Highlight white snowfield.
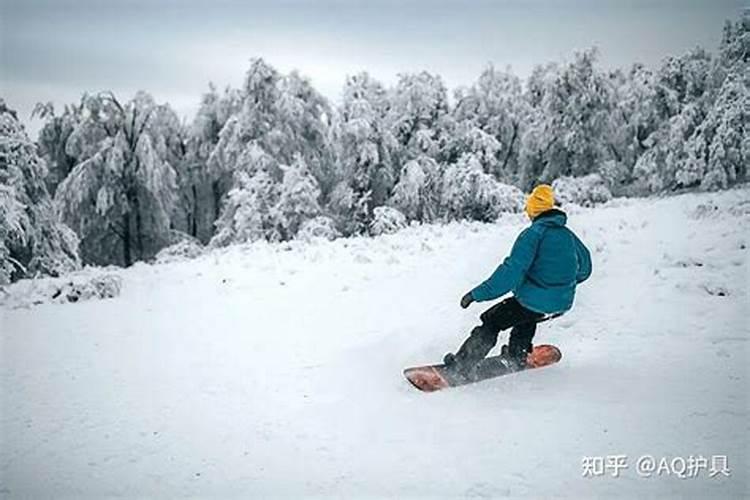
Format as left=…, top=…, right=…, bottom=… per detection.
left=2, top=188, right=748, bottom=498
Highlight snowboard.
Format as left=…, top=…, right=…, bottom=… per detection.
left=403, top=344, right=562, bottom=392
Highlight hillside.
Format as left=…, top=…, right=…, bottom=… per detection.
left=1, top=187, right=748, bottom=498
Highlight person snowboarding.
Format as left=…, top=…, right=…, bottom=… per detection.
left=444, top=184, right=592, bottom=374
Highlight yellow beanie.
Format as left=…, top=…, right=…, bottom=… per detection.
left=525, top=184, right=555, bottom=219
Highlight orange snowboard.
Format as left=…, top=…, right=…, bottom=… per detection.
left=404, top=344, right=562, bottom=392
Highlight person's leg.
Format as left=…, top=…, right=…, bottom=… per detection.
left=447, top=297, right=536, bottom=369
left=448, top=324, right=497, bottom=368
left=506, top=321, right=537, bottom=358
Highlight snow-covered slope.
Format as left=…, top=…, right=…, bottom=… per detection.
left=2, top=188, right=748, bottom=498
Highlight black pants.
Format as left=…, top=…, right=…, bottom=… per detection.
left=453, top=297, right=544, bottom=367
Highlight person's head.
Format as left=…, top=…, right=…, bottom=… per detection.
left=525, top=184, right=555, bottom=220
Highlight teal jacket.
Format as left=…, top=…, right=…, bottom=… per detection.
left=471, top=209, right=592, bottom=314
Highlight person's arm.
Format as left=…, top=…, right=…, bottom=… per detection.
left=573, top=232, right=592, bottom=284
left=470, top=228, right=541, bottom=303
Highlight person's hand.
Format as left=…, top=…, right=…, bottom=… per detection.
left=460, top=291, right=474, bottom=309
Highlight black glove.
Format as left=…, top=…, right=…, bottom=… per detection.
left=460, top=291, right=474, bottom=309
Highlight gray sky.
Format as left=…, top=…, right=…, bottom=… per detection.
left=1, top=0, right=745, bottom=136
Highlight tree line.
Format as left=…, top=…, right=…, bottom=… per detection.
left=0, top=13, right=747, bottom=283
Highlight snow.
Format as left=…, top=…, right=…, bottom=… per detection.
left=0, top=269, right=122, bottom=309
left=1, top=187, right=748, bottom=497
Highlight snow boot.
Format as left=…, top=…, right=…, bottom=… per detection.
left=499, top=344, right=530, bottom=372
left=443, top=352, right=457, bottom=366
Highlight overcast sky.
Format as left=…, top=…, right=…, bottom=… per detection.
left=1, top=0, right=745, bottom=136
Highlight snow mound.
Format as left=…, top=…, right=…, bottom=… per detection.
left=0, top=269, right=122, bottom=308
left=296, top=215, right=340, bottom=242
left=689, top=188, right=750, bottom=220
left=690, top=200, right=723, bottom=219
left=155, top=239, right=205, bottom=264
left=370, top=206, right=407, bottom=235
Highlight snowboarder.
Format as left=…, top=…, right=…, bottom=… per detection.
left=444, top=184, right=592, bottom=373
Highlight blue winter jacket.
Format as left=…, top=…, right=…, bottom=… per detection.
left=471, top=209, right=592, bottom=314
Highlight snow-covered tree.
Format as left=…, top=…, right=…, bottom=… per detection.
left=552, top=173, right=613, bottom=206
left=387, top=71, right=450, bottom=163
left=333, top=72, right=398, bottom=234
left=720, top=12, right=749, bottom=64
left=175, top=84, right=242, bottom=243
left=389, top=155, right=441, bottom=222
left=627, top=46, right=717, bottom=192
left=210, top=145, right=282, bottom=246
left=370, top=206, right=407, bottom=235
left=653, top=48, right=713, bottom=121
left=207, top=59, right=334, bottom=241
left=276, top=71, right=335, bottom=195
left=0, top=99, right=79, bottom=284
left=208, top=59, right=333, bottom=191
left=211, top=170, right=281, bottom=246
left=683, top=73, right=748, bottom=190
left=519, top=49, right=614, bottom=190
left=208, top=59, right=283, bottom=205
left=451, top=66, right=527, bottom=182
left=628, top=13, right=749, bottom=194
left=33, top=93, right=114, bottom=197
left=276, top=155, right=322, bottom=239
left=667, top=102, right=711, bottom=188
left=687, top=12, right=749, bottom=190
left=55, top=91, right=178, bottom=266
left=32, top=100, right=86, bottom=194
left=4, top=16, right=747, bottom=272
left=706, top=11, right=749, bottom=103
left=441, top=153, right=525, bottom=222
left=326, top=181, right=365, bottom=236
left=606, top=64, right=662, bottom=191
left=442, top=120, right=502, bottom=175
left=632, top=101, right=707, bottom=192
